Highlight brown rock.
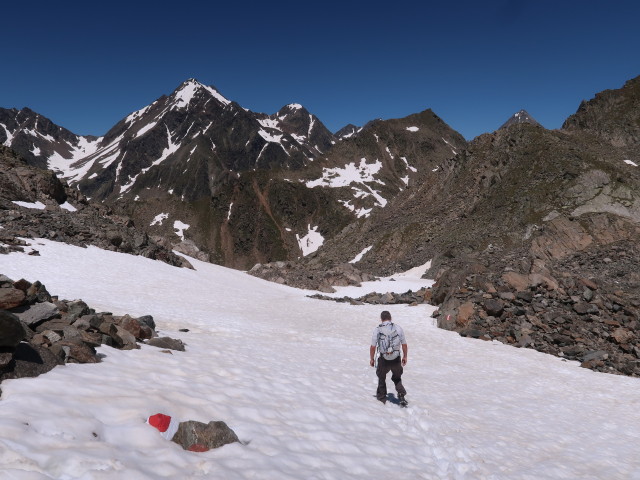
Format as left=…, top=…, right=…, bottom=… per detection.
left=501, top=272, right=529, bottom=292
left=0, top=288, right=26, bottom=309
left=612, top=328, right=634, bottom=345
left=456, top=302, right=476, bottom=327
left=118, top=315, right=152, bottom=340
left=579, top=278, right=599, bottom=290
left=528, top=273, right=559, bottom=291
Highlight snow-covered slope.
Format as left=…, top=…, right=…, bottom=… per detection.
left=1, top=240, right=639, bottom=479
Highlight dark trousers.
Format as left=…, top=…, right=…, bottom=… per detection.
left=376, top=356, right=406, bottom=401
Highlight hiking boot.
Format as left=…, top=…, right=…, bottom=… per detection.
left=398, top=394, right=408, bottom=406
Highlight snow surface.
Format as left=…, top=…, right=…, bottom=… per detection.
left=1, top=241, right=640, bottom=479
left=135, top=121, right=158, bottom=138
left=306, top=158, right=383, bottom=189
left=624, top=159, right=638, bottom=167
left=406, top=126, right=419, bottom=132
left=348, top=245, right=372, bottom=264
left=1, top=123, right=15, bottom=146
left=173, top=220, right=190, bottom=240
left=296, top=225, right=324, bottom=256
left=11, top=201, right=46, bottom=210
left=305, top=158, right=387, bottom=216
left=60, top=202, right=77, bottom=212
left=150, top=213, right=169, bottom=226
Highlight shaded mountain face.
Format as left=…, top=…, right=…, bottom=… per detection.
left=335, top=124, right=360, bottom=139
left=499, top=109, right=541, bottom=130
left=563, top=75, right=640, bottom=150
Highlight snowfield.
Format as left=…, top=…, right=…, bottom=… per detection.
left=1, top=240, right=640, bottom=479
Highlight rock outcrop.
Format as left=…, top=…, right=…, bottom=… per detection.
left=0, top=274, right=185, bottom=388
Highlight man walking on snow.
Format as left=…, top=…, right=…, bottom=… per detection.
left=370, top=311, right=408, bottom=405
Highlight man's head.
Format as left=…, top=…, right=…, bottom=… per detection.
left=380, top=311, right=391, bottom=321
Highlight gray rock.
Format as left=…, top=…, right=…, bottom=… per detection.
left=137, top=315, right=156, bottom=330
left=42, top=329, right=63, bottom=344
left=583, top=288, right=594, bottom=302
left=583, top=350, right=609, bottom=362
left=12, top=302, right=59, bottom=326
left=67, top=300, right=90, bottom=318
left=171, top=420, right=239, bottom=451
left=0, top=343, right=63, bottom=382
left=0, top=311, right=27, bottom=347
left=147, top=337, right=185, bottom=351
left=0, top=350, right=13, bottom=369
left=483, top=299, right=504, bottom=317
left=35, top=318, right=72, bottom=333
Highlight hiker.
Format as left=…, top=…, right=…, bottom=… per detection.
left=370, top=310, right=408, bottom=405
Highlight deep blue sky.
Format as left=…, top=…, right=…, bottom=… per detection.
left=2, top=1, right=639, bottom=140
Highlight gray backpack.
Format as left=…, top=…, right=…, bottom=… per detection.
left=376, top=323, right=401, bottom=360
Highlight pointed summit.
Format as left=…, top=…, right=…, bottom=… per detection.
left=499, top=109, right=541, bottom=130
left=171, top=78, right=231, bottom=109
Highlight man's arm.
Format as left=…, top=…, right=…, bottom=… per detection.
left=402, top=343, right=408, bottom=366
left=370, top=345, right=376, bottom=367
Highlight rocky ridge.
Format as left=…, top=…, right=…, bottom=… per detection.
left=0, top=145, right=190, bottom=267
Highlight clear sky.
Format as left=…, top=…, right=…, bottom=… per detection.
left=1, top=0, right=639, bottom=140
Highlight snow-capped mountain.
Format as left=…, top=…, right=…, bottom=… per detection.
left=72, top=79, right=337, bottom=203
left=0, top=107, right=100, bottom=173
left=499, top=109, right=541, bottom=130
left=1, top=79, right=466, bottom=268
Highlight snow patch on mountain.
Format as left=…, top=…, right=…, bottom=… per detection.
left=406, top=126, right=419, bottom=132
left=349, top=245, right=372, bottom=263
left=400, top=156, right=417, bottom=173
left=172, top=79, right=231, bottom=110
left=306, top=158, right=384, bottom=189
left=1, top=123, right=15, bottom=146
left=60, top=201, right=77, bottom=212
left=296, top=225, right=324, bottom=256
left=258, top=129, right=283, bottom=144
left=12, top=201, right=46, bottom=210
left=150, top=213, right=169, bottom=226
left=173, top=220, right=189, bottom=240
left=442, top=137, right=458, bottom=155
left=125, top=104, right=153, bottom=125
left=624, top=159, right=638, bottom=167
left=135, top=122, right=157, bottom=138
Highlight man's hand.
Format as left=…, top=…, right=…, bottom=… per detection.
left=402, top=357, right=407, bottom=366
left=370, top=358, right=375, bottom=367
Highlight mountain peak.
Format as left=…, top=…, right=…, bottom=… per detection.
left=171, top=78, right=231, bottom=109
left=499, top=109, right=541, bottom=130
